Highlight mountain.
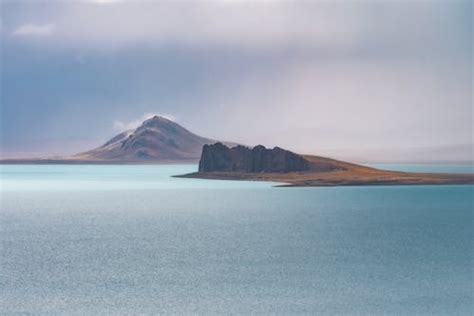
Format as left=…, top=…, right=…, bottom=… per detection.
left=73, top=116, right=236, bottom=161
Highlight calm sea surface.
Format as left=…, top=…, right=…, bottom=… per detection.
left=1, top=164, right=472, bottom=314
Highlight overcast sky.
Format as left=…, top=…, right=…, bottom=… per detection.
left=1, top=0, right=472, bottom=162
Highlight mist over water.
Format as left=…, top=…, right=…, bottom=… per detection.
left=1, top=165, right=472, bottom=314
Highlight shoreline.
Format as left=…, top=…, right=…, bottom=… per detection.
left=175, top=168, right=474, bottom=187
left=0, top=159, right=199, bottom=165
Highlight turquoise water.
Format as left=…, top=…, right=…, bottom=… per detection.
left=0, top=164, right=278, bottom=191
left=370, top=163, right=473, bottom=173
left=1, top=165, right=472, bottom=314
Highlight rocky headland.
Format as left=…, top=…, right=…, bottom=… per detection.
left=177, top=143, right=474, bottom=187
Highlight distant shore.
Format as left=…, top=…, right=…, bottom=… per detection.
left=0, top=159, right=199, bottom=165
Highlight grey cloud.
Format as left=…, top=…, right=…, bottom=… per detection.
left=5, top=0, right=470, bottom=59
left=1, top=0, right=472, bottom=162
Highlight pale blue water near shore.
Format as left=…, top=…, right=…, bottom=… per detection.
left=1, top=164, right=472, bottom=314
left=371, top=163, right=473, bottom=173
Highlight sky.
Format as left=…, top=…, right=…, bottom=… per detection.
left=1, top=0, right=472, bottom=162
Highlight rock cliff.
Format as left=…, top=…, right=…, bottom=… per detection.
left=198, top=143, right=311, bottom=173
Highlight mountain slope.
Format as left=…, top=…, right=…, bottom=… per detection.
left=73, top=116, right=235, bottom=161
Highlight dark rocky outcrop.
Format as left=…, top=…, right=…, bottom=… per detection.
left=199, top=143, right=311, bottom=173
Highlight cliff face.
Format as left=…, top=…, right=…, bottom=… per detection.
left=199, top=143, right=311, bottom=173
